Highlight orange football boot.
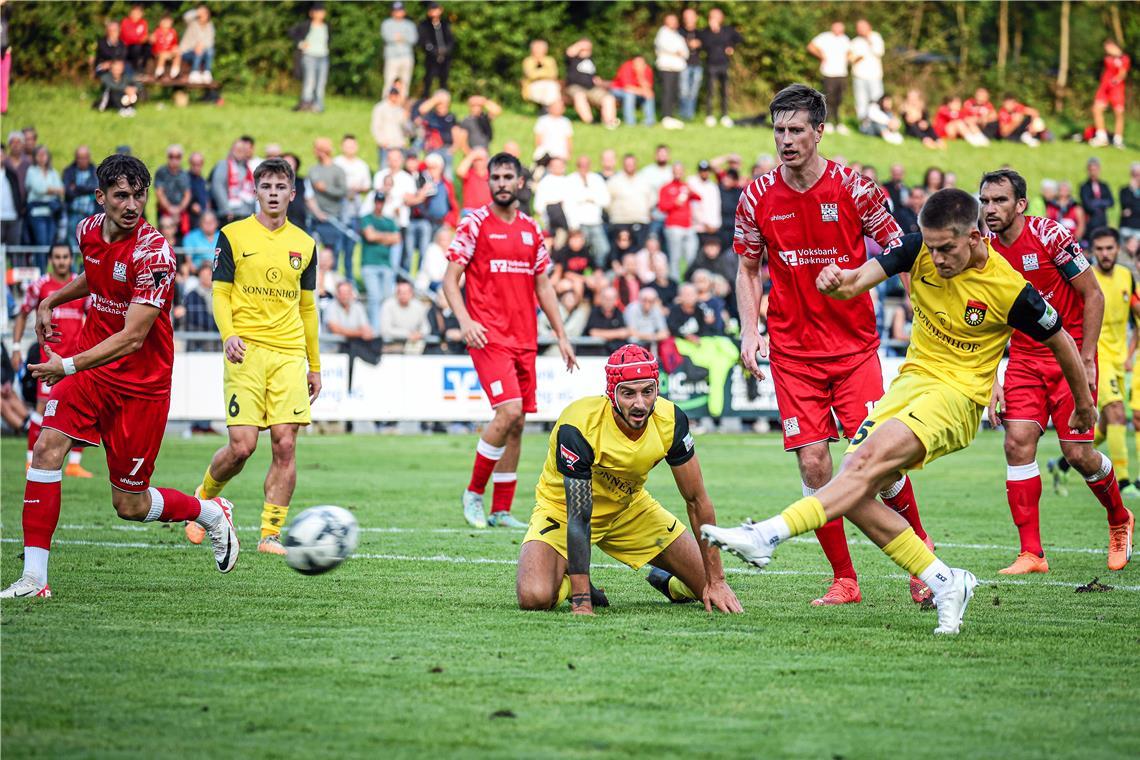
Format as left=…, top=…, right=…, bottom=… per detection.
left=1107, top=509, right=1134, bottom=571
left=811, top=577, right=862, bottom=606
left=998, top=551, right=1049, bottom=575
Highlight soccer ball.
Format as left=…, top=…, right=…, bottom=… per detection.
left=283, top=506, right=360, bottom=575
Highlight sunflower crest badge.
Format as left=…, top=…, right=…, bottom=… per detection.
left=964, top=299, right=988, bottom=327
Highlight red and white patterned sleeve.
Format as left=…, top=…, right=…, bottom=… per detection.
left=1032, top=216, right=1090, bottom=282
left=732, top=181, right=767, bottom=261
left=846, top=172, right=903, bottom=252
left=131, top=226, right=178, bottom=308
left=21, top=277, right=43, bottom=314
left=530, top=215, right=551, bottom=275
left=446, top=209, right=485, bottom=267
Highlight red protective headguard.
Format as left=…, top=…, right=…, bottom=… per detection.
left=605, top=344, right=660, bottom=408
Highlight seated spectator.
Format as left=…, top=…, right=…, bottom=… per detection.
left=605, top=153, right=654, bottom=245
left=687, top=237, right=736, bottom=286
left=379, top=280, right=430, bottom=354
left=998, top=94, right=1046, bottom=145
left=882, top=163, right=909, bottom=210
left=182, top=210, right=219, bottom=268
left=460, top=96, right=501, bottom=151
left=316, top=245, right=343, bottom=307
left=95, top=59, right=138, bottom=115
left=522, top=39, right=561, bottom=108
left=688, top=159, right=720, bottom=245
left=416, top=225, right=453, bottom=293
left=564, top=38, right=619, bottom=128
left=533, top=99, right=573, bottom=163
left=180, top=5, right=216, bottom=84
left=182, top=264, right=216, bottom=332
left=371, top=87, right=412, bottom=158
left=667, top=282, right=716, bottom=343
left=428, top=287, right=463, bottom=353
left=1119, top=162, right=1140, bottom=251
left=922, top=166, right=944, bottom=195
left=605, top=227, right=637, bottom=271
left=613, top=252, right=642, bottom=308
left=690, top=268, right=727, bottom=333
left=624, top=287, right=669, bottom=346
left=610, top=55, right=656, bottom=127
left=585, top=286, right=630, bottom=354
left=893, top=186, right=924, bottom=234
left=862, top=94, right=903, bottom=145
left=360, top=191, right=401, bottom=331
left=326, top=282, right=383, bottom=366
left=94, top=19, right=126, bottom=78
left=550, top=228, right=592, bottom=301
left=1030, top=177, right=1059, bottom=218
left=155, top=144, right=191, bottom=232
left=648, top=248, right=678, bottom=305
left=933, top=96, right=989, bottom=146
left=886, top=299, right=913, bottom=356
left=151, top=13, right=181, bottom=79
left=963, top=87, right=999, bottom=139
left=1051, top=180, right=1086, bottom=241
left=158, top=214, right=180, bottom=252
left=121, top=3, right=149, bottom=75
left=565, top=155, right=611, bottom=264
left=24, top=146, right=63, bottom=248
left=539, top=282, right=590, bottom=352
left=901, top=89, right=943, bottom=149
left=456, top=147, right=492, bottom=215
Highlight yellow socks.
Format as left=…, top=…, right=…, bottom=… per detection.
left=1094, top=426, right=1106, bottom=447
left=1107, top=424, right=1128, bottom=480
left=261, top=502, right=290, bottom=539
left=556, top=576, right=571, bottom=606
left=780, top=496, right=827, bottom=537
left=667, top=575, right=697, bottom=601
left=198, top=467, right=228, bottom=500
left=883, top=527, right=936, bottom=576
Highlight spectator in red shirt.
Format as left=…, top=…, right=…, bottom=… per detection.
left=1092, top=38, right=1130, bottom=148
left=963, top=87, right=999, bottom=139
left=456, top=147, right=492, bottom=215
left=151, top=13, right=180, bottom=79
left=658, top=161, right=699, bottom=279
left=933, top=96, right=989, bottom=146
left=121, top=3, right=149, bottom=75
left=998, top=94, right=1047, bottom=145
left=610, top=55, right=656, bottom=127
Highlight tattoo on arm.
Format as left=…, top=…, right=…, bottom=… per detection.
left=564, top=476, right=593, bottom=576
left=569, top=592, right=591, bottom=610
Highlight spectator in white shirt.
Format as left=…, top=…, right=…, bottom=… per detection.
left=533, top=157, right=572, bottom=239
left=334, top=134, right=373, bottom=220
left=654, top=14, right=689, bottom=129
left=533, top=99, right=574, bottom=162
left=370, top=147, right=417, bottom=271
left=606, top=153, right=655, bottom=246
left=379, top=280, right=431, bottom=354
left=370, top=87, right=412, bottom=163
left=687, top=159, right=720, bottom=243
left=862, top=94, right=904, bottom=145
left=807, top=21, right=851, bottom=133
left=325, top=280, right=375, bottom=340
left=564, top=155, right=611, bottom=265
left=415, top=225, right=452, bottom=293
left=849, top=19, right=885, bottom=123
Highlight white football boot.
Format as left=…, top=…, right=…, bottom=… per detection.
left=205, top=497, right=240, bottom=573
left=0, top=574, right=52, bottom=599
left=701, top=522, right=777, bottom=569
left=932, top=569, right=977, bottom=635
left=463, top=490, right=487, bottom=528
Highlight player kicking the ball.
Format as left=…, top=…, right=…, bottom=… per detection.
left=185, top=157, right=322, bottom=555
left=705, top=189, right=1095, bottom=634
left=2, top=155, right=238, bottom=599
left=444, top=152, right=577, bottom=529
left=516, top=344, right=743, bottom=615
left=734, top=83, right=934, bottom=606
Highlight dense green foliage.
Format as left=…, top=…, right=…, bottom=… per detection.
left=10, top=1, right=1140, bottom=116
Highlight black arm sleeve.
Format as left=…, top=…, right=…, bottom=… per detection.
left=300, top=245, right=317, bottom=290
left=564, top=476, right=593, bottom=576
left=665, top=406, right=696, bottom=467
left=212, top=230, right=235, bottom=283
left=1007, top=283, right=1063, bottom=343
left=555, top=424, right=595, bottom=479
left=875, top=232, right=923, bottom=278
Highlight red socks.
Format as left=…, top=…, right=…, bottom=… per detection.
left=147, top=487, right=203, bottom=523
left=880, top=475, right=928, bottom=541
left=468, top=439, right=505, bottom=495
left=1085, top=453, right=1130, bottom=525
left=1006, top=463, right=1044, bottom=556
left=491, top=472, right=518, bottom=514
left=815, top=517, right=857, bottom=580
left=23, top=468, right=63, bottom=550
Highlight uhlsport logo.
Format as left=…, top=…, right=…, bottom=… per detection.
left=443, top=366, right=483, bottom=401
left=964, top=299, right=988, bottom=327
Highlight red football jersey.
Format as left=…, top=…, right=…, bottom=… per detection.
left=989, top=216, right=1091, bottom=360
left=446, top=206, right=550, bottom=349
left=734, top=160, right=902, bottom=361
left=1102, top=53, right=1131, bottom=85
left=21, top=272, right=88, bottom=355
left=74, top=214, right=177, bottom=398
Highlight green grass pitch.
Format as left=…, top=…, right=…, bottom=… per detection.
left=2, top=431, right=1137, bottom=758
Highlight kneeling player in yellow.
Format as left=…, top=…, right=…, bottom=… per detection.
left=185, top=158, right=322, bottom=554
left=516, top=344, right=743, bottom=616
left=704, top=189, right=1098, bottom=634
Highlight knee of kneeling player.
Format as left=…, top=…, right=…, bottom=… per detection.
left=516, top=584, right=556, bottom=611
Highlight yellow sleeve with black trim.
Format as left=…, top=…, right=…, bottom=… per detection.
left=300, top=290, right=320, bottom=373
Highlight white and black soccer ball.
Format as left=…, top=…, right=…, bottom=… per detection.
left=283, top=505, right=360, bottom=575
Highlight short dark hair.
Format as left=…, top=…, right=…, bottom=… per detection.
left=769, top=83, right=827, bottom=127
left=488, top=151, right=523, bottom=176
left=980, top=168, right=1027, bottom=201
left=96, top=154, right=150, bottom=192
left=1090, top=226, right=1120, bottom=245
left=253, top=157, right=295, bottom=186
left=918, top=188, right=980, bottom=236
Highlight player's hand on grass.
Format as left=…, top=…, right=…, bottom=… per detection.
left=739, top=330, right=768, bottom=380
left=459, top=318, right=488, bottom=349
left=558, top=335, right=579, bottom=373
left=703, top=579, right=744, bottom=614
left=987, top=383, right=1004, bottom=428
left=1069, top=404, right=1097, bottom=435
left=307, top=371, right=322, bottom=403
left=570, top=594, right=594, bottom=616
left=29, top=351, right=66, bottom=387
left=224, top=336, right=246, bottom=364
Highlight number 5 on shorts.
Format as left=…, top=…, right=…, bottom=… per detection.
left=850, top=419, right=876, bottom=447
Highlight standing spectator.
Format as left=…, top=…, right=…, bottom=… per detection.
left=210, top=138, right=255, bottom=225
left=599, top=149, right=618, bottom=180
left=416, top=225, right=453, bottom=293
left=522, top=39, right=560, bottom=109
left=564, top=38, right=619, bottom=127
left=417, top=90, right=461, bottom=169
left=699, top=6, right=741, bottom=127
left=533, top=99, right=573, bottom=162
left=406, top=152, right=457, bottom=264
left=667, top=282, right=715, bottom=343
left=688, top=238, right=736, bottom=290
left=963, top=87, right=999, bottom=139
left=807, top=21, right=850, bottom=133
left=154, top=144, right=191, bottom=234
left=1080, top=157, right=1114, bottom=237
left=0, top=2, right=9, bottom=115
left=94, top=59, right=138, bottom=115
left=459, top=96, right=501, bottom=151
left=648, top=249, right=678, bottom=306
left=179, top=5, right=215, bottom=84
left=654, top=13, right=688, bottom=129
left=533, top=156, right=571, bottom=239
left=379, top=280, right=430, bottom=353
left=658, top=162, right=699, bottom=279
left=606, top=153, right=654, bottom=246
left=360, top=191, right=401, bottom=329
left=624, top=287, right=669, bottom=346
left=282, top=152, right=309, bottom=230
left=0, top=146, right=22, bottom=248
left=610, top=55, right=656, bottom=127
left=418, top=1, right=454, bottom=97
left=848, top=19, right=884, bottom=124
left=182, top=211, right=219, bottom=269
left=182, top=264, right=216, bottom=332
left=315, top=245, right=344, bottom=306
left=334, top=133, right=373, bottom=228
left=24, top=146, right=63, bottom=248
left=381, top=1, right=417, bottom=96
left=688, top=159, right=720, bottom=245
left=1119, top=162, right=1140, bottom=251
left=291, top=3, right=331, bottom=113
left=61, top=145, right=98, bottom=246
left=370, top=87, right=411, bottom=159
left=565, top=155, right=611, bottom=265
left=639, top=143, right=673, bottom=243
left=1091, top=38, right=1130, bottom=149
left=94, top=19, right=126, bottom=78
left=894, top=186, right=925, bottom=234
left=678, top=7, right=702, bottom=122
left=921, top=167, right=944, bottom=195
left=151, top=13, right=180, bottom=79
left=586, top=286, right=631, bottom=354
left=550, top=228, right=592, bottom=300
left=716, top=167, right=741, bottom=251
left=186, top=151, right=210, bottom=229
left=307, top=136, right=350, bottom=279
left=373, top=148, right=417, bottom=269
left=120, top=3, right=149, bottom=75
left=1053, top=180, right=1087, bottom=241
left=882, top=163, right=909, bottom=211
left=457, top=148, right=492, bottom=215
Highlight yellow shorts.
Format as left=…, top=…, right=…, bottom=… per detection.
left=223, top=343, right=310, bottom=428
left=522, top=491, right=685, bottom=570
left=846, top=371, right=982, bottom=470
left=1099, top=365, right=1125, bottom=410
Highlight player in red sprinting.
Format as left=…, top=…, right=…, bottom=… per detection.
left=981, top=169, right=1132, bottom=573
left=443, top=151, right=578, bottom=529
left=734, top=83, right=934, bottom=606
left=1091, top=38, right=1130, bottom=149
left=1, top=155, right=239, bottom=600
left=11, top=243, right=93, bottom=477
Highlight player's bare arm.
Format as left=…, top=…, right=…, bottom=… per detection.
left=1044, top=328, right=1097, bottom=433
left=564, top=475, right=594, bottom=616
left=442, top=260, right=488, bottom=349
left=816, top=258, right=889, bottom=301
left=669, top=454, right=743, bottom=614
left=1069, top=268, right=1105, bottom=396
left=31, top=302, right=161, bottom=386
left=735, top=255, right=769, bottom=379
left=34, top=274, right=90, bottom=347
left=534, top=270, right=578, bottom=372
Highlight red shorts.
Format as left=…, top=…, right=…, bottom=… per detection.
left=1002, top=357, right=1095, bottom=442
left=40, top=371, right=171, bottom=492
left=1095, top=80, right=1126, bottom=110
left=769, top=351, right=885, bottom=450
left=469, top=343, right=538, bottom=413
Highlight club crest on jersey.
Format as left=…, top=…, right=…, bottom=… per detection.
left=44, top=400, right=58, bottom=417
left=289, top=251, right=303, bottom=270
left=783, top=416, right=801, bottom=436
left=964, top=299, right=988, bottom=327
left=112, top=261, right=128, bottom=282
left=521, top=231, right=534, bottom=246
left=559, top=444, right=580, bottom=468
left=820, top=203, right=838, bottom=223
left=1022, top=253, right=1039, bottom=271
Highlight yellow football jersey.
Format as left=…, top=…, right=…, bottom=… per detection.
left=213, top=216, right=317, bottom=357
left=1093, top=264, right=1135, bottom=371
left=534, top=396, right=695, bottom=519
left=879, top=234, right=1062, bottom=405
